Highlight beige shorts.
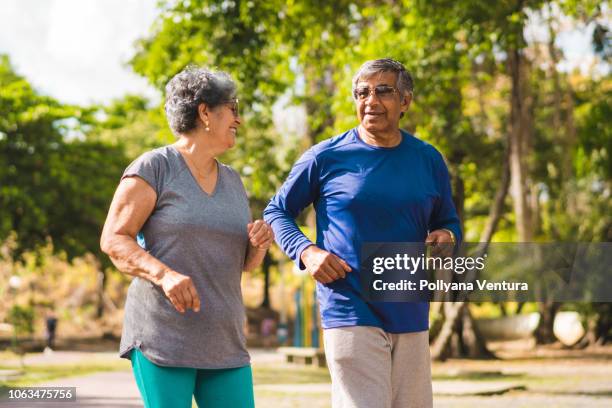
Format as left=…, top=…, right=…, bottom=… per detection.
left=323, top=326, right=432, bottom=408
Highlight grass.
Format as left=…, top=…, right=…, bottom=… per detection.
left=432, top=372, right=528, bottom=382
left=252, top=363, right=331, bottom=385
left=0, top=356, right=129, bottom=398
left=254, top=389, right=331, bottom=408
left=253, top=363, right=534, bottom=385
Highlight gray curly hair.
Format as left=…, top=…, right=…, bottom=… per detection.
left=164, top=66, right=237, bottom=135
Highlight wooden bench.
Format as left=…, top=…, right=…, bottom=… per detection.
left=278, top=347, right=327, bottom=367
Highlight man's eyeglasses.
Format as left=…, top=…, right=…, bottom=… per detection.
left=225, top=99, right=240, bottom=117
left=353, top=85, right=398, bottom=101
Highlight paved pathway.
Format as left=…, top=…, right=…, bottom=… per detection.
left=1, top=348, right=610, bottom=407
left=0, top=371, right=140, bottom=407
left=0, top=349, right=287, bottom=407
left=2, top=371, right=533, bottom=408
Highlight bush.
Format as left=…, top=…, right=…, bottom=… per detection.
left=8, top=305, right=34, bottom=336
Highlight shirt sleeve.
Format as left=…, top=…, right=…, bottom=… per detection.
left=263, top=148, right=320, bottom=269
left=428, top=147, right=463, bottom=243
left=121, top=150, right=162, bottom=196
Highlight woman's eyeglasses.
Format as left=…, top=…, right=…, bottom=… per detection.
left=225, top=99, right=239, bottom=117
left=353, top=85, right=398, bottom=101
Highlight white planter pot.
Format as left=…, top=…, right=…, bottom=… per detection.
left=553, top=311, right=585, bottom=346
left=475, top=312, right=540, bottom=341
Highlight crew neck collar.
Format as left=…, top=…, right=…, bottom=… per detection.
left=353, top=127, right=405, bottom=150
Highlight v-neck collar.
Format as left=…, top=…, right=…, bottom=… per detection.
left=170, top=145, right=222, bottom=197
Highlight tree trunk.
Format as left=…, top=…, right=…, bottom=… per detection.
left=260, top=252, right=272, bottom=309
left=562, top=90, right=576, bottom=184
left=594, top=303, right=611, bottom=345
left=532, top=12, right=581, bottom=344
left=535, top=300, right=560, bottom=344
left=431, top=302, right=463, bottom=361
left=431, top=301, right=498, bottom=360
left=452, top=171, right=465, bottom=230
left=96, top=268, right=106, bottom=318
left=546, top=8, right=577, bottom=213
left=461, top=305, right=494, bottom=359
left=479, top=148, right=511, bottom=243
left=547, top=8, right=563, bottom=140
left=507, top=46, right=533, bottom=242
left=304, top=65, right=335, bottom=147
left=431, top=139, right=511, bottom=361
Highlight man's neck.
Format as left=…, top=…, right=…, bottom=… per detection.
left=358, top=126, right=402, bottom=148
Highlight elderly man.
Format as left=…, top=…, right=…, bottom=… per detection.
left=264, top=58, right=461, bottom=408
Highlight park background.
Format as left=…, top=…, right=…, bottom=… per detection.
left=0, top=0, right=610, bottom=407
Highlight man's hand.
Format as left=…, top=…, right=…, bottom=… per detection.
left=300, top=245, right=352, bottom=284
left=157, top=269, right=201, bottom=314
left=425, top=229, right=455, bottom=257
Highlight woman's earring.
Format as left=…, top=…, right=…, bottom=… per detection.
left=205, top=121, right=210, bottom=132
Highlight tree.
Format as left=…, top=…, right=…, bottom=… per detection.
left=0, top=55, right=129, bottom=317
left=87, top=94, right=167, bottom=158
left=129, top=0, right=611, bottom=349
left=127, top=2, right=507, bottom=347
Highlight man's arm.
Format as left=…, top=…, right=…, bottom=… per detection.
left=426, top=147, right=462, bottom=255
left=263, top=149, right=320, bottom=267
left=263, top=149, right=350, bottom=283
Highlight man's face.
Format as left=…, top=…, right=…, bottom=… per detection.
left=354, top=71, right=411, bottom=135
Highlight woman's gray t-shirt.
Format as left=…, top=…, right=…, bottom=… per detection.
left=119, top=145, right=251, bottom=369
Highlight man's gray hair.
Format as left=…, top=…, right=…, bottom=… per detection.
left=352, top=58, right=414, bottom=98
left=164, top=66, right=236, bottom=135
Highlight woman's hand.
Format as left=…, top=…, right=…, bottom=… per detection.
left=247, top=220, right=274, bottom=250
left=158, top=269, right=201, bottom=314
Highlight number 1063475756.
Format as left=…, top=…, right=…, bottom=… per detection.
left=6, top=387, right=76, bottom=402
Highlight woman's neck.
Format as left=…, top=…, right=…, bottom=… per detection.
left=174, top=134, right=216, bottom=172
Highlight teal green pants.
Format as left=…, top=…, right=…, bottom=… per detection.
left=130, top=349, right=255, bottom=408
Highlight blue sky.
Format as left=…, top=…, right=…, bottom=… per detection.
left=0, top=0, right=607, bottom=107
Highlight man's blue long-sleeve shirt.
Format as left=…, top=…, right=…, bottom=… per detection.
left=263, top=128, right=462, bottom=333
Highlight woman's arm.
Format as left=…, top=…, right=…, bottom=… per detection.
left=243, top=219, right=274, bottom=272
left=100, top=176, right=200, bottom=313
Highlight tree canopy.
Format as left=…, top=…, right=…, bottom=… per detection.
left=0, top=55, right=129, bottom=264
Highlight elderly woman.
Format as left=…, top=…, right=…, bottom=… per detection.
left=100, top=66, right=271, bottom=408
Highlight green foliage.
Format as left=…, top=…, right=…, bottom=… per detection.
left=8, top=305, right=34, bottom=336
left=1, top=2, right=609, bottom=323
left=0, top=55, right=129, bottom=263
left=48, top=141, right=129, bottom=264
left=221, top=125, right=300, bottom=214
left=131, top=0, right=289, bottom=108
left=129, top=0, right=310, bottom=205
left=126, top=0, right=610, bottom=244
left=575, top=82, right=612, bottom=180
left=87, top=95, right=169, bottom=158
